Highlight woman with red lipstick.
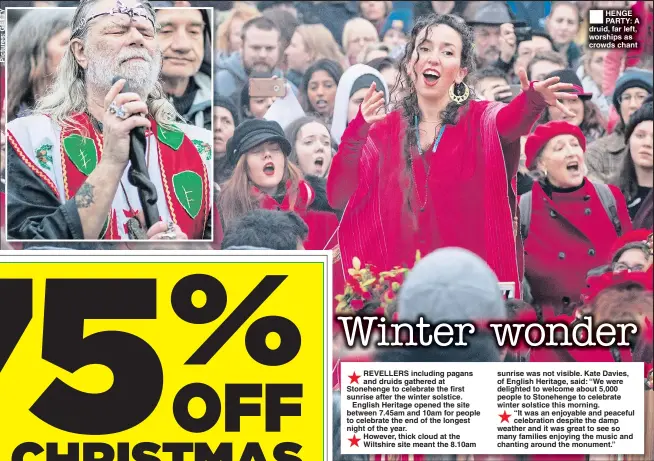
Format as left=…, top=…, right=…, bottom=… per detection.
left=327, top=13, right=578, bottom=300
left=522, top=121, right=632, bottom=310
left=213, top=118, right=338, bottom=251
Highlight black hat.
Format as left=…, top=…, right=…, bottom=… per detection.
left=625, top=101, right=653, bottom=142
left=544, top=69, right=592, bottom=100
left=226, top=119, right=292, bottom=167
left=612, top=68, right=653, bottom=114
left=214, top=94, right=240, bottom=127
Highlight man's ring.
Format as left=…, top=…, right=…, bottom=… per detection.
left=160, top=231, right=177, bottom=240
left=109, top=101, right=129, bottom=119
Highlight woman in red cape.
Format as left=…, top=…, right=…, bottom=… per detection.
left=327, top=14, right=579, bottom=300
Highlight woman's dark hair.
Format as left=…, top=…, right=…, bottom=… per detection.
left=284, top=115, right=334, bottom=166
left=396, top=14, right=476, bottom=129
left=299, top=59, right=343, bottom=114
left=395, top=13, right=476, bottom=214
left=614, top=135, right=641, bottom=203
left=538, top=99, right=606, bottom=142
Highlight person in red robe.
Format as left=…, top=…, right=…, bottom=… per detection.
left=213, top=118, right=338, bottom=250
left=327, top=13, right=578, bottom=300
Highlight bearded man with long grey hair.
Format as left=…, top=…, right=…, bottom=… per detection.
left=5, top=0, right=213, bottom=241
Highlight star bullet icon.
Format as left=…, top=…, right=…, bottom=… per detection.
left=499, top=410, right=512, bottom=423
left=348, top=434, right=361, bottom=447
left=349, top=371, right=361, bottom=384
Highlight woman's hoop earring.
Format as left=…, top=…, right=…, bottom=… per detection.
left=449, top=82, right=470, bottom=105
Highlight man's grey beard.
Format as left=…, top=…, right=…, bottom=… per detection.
left=86, top=45, right=162, bottom=100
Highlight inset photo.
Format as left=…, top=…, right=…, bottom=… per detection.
left=4, top=0, right=213, bottom=242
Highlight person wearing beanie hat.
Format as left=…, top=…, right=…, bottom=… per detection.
left=521, top=120, right=632, bottom=310
left=380, top=9, right=412, bottom=59
left=586, top=69, right=653, bottom=185
left=213, top=95, right=241, bottom=185
left=612, top=68, right=653, bottom=122
left=612, top=101, right=653, bottom=227
left=537, top=69, right=606, bottom=143
left=214, top=118, right=338, bottom=252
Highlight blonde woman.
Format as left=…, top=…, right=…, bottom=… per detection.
left=215, top=3, right=261, bottom=61
left=342, top=17, right=380, bottom=65
left=284, top=24, right=349, bottom=89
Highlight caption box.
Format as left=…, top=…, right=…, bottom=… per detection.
left=340, top=362, right=644, bottom=455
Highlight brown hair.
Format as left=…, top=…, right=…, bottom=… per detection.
left=216, top=3, right=261, bottom=54
left=538, top=99, right=606, bottom=142
left=526, top=50, right=567, bottom=80
left=217, top=154, right=303, bottom=227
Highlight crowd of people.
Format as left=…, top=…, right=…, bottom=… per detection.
left=0, top=1, right=653, bottom=459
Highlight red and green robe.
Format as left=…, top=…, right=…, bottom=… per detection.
left=6, top=113, right=212, bottom=240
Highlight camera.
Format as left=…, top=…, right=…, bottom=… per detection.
left=514, top=26, right=533, bottom=44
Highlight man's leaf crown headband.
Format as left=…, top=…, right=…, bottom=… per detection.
left=72, top=0, right=155, bottom=38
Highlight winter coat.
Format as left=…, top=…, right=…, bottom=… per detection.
left=523, top=179, right=632, bottom=309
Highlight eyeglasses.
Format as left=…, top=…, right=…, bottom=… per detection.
left=618, top=92, right=650, bottom=104
left=72, top=0, right=155, bottom=38
left=613, top=262, right=646, bottom=273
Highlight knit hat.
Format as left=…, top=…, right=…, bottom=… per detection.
left=612, top=68, right=653, bottom=114
left=214, top=94, right=240, bottom=127
left=545, top=69, right=592, bottom=100
left=609, top=228, right=652, bottom=263
left=381, top=9, right=412, bottom=37
left=226, top=119, right=292, bottom=167
left=625, top=101, right=653, bottom=142
left=397, top=247, right=506, bottom=324
left=525, top=121, right=586, bottom=169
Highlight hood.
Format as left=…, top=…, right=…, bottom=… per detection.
left=397, top=247, right=507, bottom=324
left=216, top=52, right=248, bottom=81
left=330, top=64, right=389, bottom=145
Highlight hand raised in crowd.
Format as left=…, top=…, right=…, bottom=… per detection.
left=499, top=23, right=517, bottom=64
left=518, top=68, right=578, bottom=118
left=101, top=79, right=151, bottom=167
left=361, top=82, right=386, bottom=124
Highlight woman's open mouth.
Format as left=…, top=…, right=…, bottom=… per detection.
left=566, top=161, right=580, bottom=174
left=423, top=69, right=440, bottom=87
left=263, top=162, right=276, bottom=176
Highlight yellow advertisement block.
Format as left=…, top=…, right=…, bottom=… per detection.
left=0, top=252, right=330, bottom=461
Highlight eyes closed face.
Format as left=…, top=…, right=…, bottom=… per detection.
left=407, top=24, right=466, bottom=101
left=245, top=141, right=286, bottom=194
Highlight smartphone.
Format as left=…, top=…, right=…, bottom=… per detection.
left=249, top=78, right=287, bottom=98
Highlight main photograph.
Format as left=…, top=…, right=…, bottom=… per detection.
left=4, top=1, right=213, bottom=241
